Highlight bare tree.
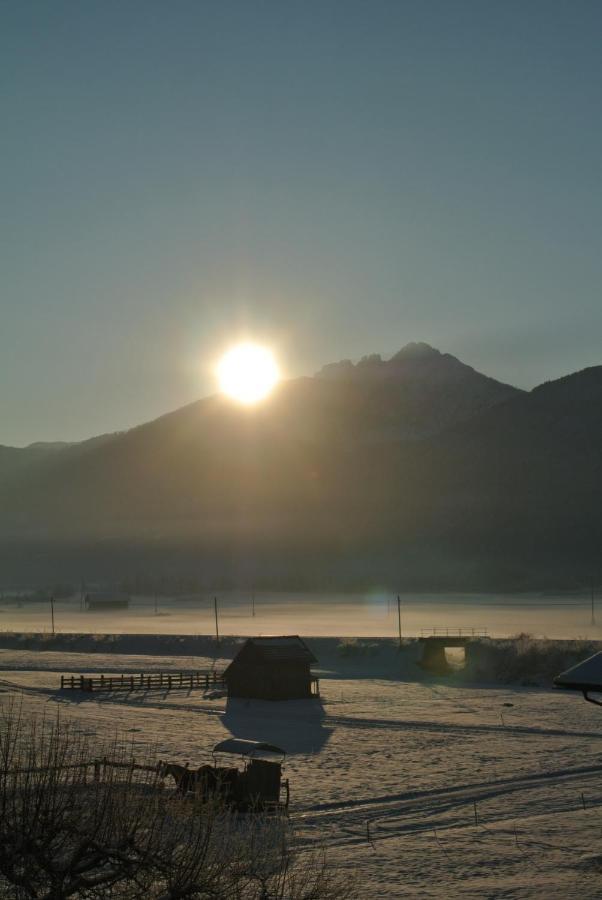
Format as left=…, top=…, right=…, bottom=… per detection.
left=0, top=701, right=351, bottom=899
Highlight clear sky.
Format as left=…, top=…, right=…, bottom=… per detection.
left=2, top=0, right=601, bottom=446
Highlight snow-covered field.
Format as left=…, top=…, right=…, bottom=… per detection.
left=1, top=591, right=601, bottom=640
left=1, top=642, right=602, bottom=897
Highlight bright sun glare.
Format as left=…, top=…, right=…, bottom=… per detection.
left=217, top=343, right=280, bottom=404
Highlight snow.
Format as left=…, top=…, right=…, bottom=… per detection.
left=2, top=639, right=602, bottom=897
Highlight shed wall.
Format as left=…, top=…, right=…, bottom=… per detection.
left=226, top=661, right=313, bottom=700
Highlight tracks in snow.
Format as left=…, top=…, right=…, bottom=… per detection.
left=295, top=760, right=602, bottom=821
left=292, top=763, right=602, bottom=849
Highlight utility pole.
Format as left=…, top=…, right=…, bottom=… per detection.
left=397, top=595, right=402, bottom=649
left=154, top=592, right=158, bottom=616
left=214, top=596, right=220, bottom=644
left=80, top=578, right=85, bottom=612
left=252, top=592, right=255, bottom=618
left=50, top=595, right=55, bottom=635
left=591, top=578, right=596, bottom=627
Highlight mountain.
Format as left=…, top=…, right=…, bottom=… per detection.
left=311, top=342, right=521, bottom=440
left=428, top=365, right=602, bottom=567
left=0, top=433, right=121, bottom=488
left=0, top=442, right=71, bottom=486
left=0, top=346, right=600, bottom=590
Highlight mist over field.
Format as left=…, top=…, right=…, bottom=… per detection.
left=1, top=591, right=601, bottom=642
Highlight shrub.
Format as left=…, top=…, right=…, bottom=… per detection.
left=337, top=639, right=380, bottom=659
left=0, top=700, right=351, bottom=899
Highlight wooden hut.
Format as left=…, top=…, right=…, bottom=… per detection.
left=224, top=635, right=319, bottom=701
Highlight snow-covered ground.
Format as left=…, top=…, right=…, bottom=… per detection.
left=1, top=590, right=601, bottom=639
left=1, top=644, right=602, bottom=897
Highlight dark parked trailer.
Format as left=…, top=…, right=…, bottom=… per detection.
left=224, top=635, right=319, bottom=701
left=85, top=591, right=130, bottom=611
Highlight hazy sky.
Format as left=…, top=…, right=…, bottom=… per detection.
left=2, top=1, right=601, bottom=446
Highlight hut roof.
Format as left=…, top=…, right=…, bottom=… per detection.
left=225, top=635, right=317, bottom=671
left=555, top=651, right=602, bottom=692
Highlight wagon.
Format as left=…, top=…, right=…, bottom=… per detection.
left=159, top=739, right=289, bottom=813
left=212, top=739, right=289, bottom=812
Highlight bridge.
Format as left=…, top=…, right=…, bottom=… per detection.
left=418, top=629, right=488, bottom=672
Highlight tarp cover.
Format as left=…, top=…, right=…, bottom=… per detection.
left=213, top=739, right=285, bottom=757
left=554, top=651, right=602, bottom=691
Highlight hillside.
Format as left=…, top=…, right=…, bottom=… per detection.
left=0, top=347, right=600, bottom=588
left=0, top=344, right=519, bottom=533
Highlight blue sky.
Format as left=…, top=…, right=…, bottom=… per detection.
left=2, top=0, right=601, bottom=445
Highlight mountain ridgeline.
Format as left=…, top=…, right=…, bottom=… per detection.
left=1, top=343, right=601, bottom=589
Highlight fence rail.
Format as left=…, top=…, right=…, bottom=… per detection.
left=419, top=627, right=488, bottom=638
left=60, top=670, right=226, bottom=693
left=1, top=757, right=161, bottom=779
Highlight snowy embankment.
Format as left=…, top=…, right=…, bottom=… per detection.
left=0, top=631, right=600, bottom=687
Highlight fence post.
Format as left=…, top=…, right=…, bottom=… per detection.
left=79, top=675, right=84, bottom=690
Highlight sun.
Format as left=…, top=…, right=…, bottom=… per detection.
left=217, top=343, right=280, bottom=404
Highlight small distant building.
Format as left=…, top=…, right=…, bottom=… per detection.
left=85, top=591, right=130, bottom=611
left=224, top=635, right=319, bottom=701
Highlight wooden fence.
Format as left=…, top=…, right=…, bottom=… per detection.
left=2, top=757, right=161, bottom=780
left=60, top=670, right=226, bottom=693
left=419, top=627, right=488, bottom=638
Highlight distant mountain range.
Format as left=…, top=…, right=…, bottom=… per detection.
left=1, top=342, right=600, bottom=590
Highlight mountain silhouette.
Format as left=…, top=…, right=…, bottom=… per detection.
left=0, top=345, right=600, bottom=589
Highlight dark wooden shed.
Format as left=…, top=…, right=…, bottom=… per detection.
left=224, top=635, right=319, bottom=701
